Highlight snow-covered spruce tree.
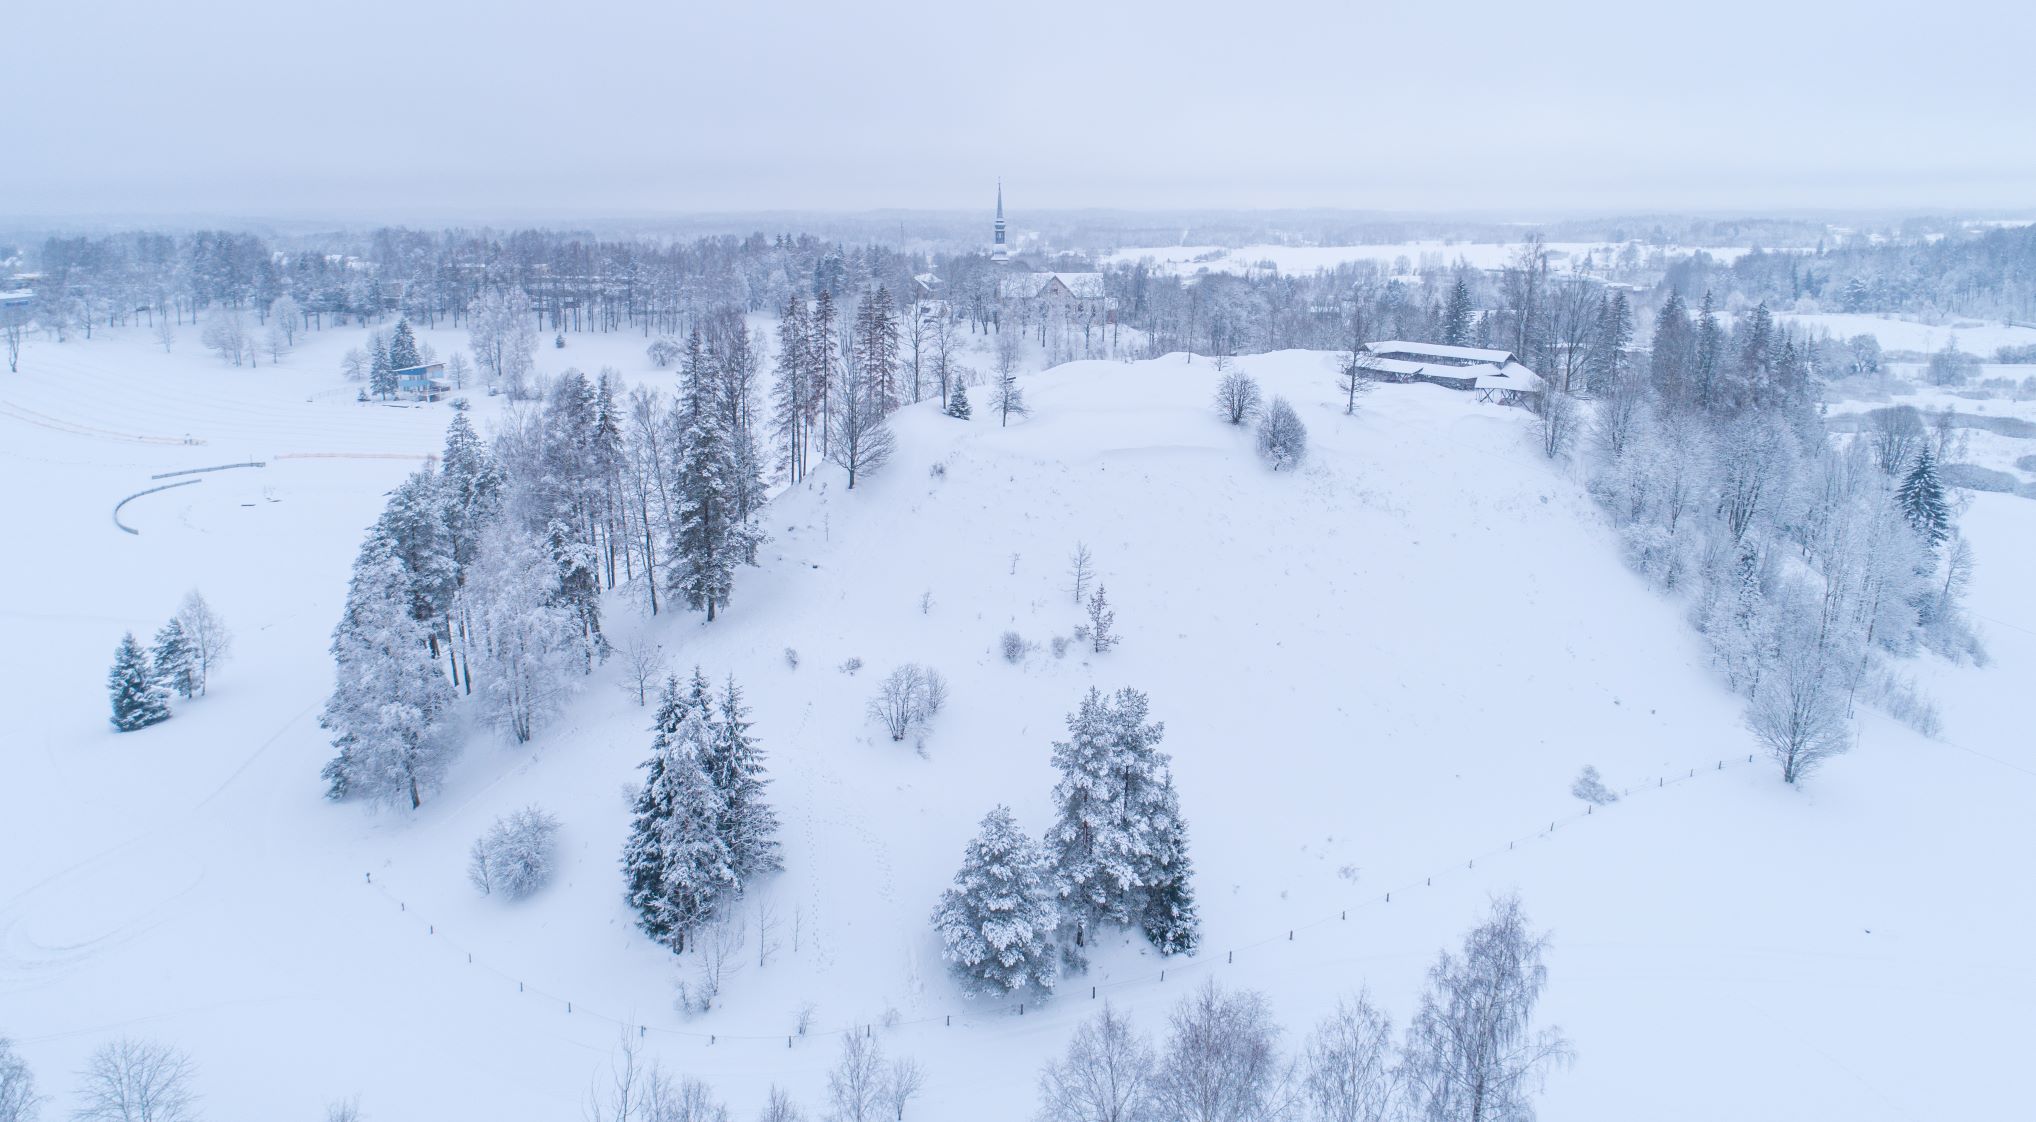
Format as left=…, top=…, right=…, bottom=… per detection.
left=468, top=526, right=582, bottom=744
left=932, top=805, right=1061, bottom=997
left=1256, top=396, right=1307, bottom=470
left=108, top=633, right=171, bottom=732
left=622, top=712, right=736, bottom=953
left=173, top=590, right=231, bottom=697
left=944, top=380, right=972, bottom=420
left=1214, top=370, right=1262, bottom=425
left=369, top=333, right=396, bottom=399
left=1046, top=687, right=1199, bottom=958
left=1085, top=586, right=1118, bottom=653
left=387, top=317, right=421, bottom=372
left=702, top=674, right=782, bottom=879
left=375, top=467, right=458, bottom=665
left=1898, top=447, right=1950, bottom=552
left=468, top=805, right=560, bottom=899
left=318, top=537, right=457, bottom=808
left=668, top=341, right=754, bottom=622
left=150, top=618, right=196, bottom=701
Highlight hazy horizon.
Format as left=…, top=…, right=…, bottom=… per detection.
left=14, top=0, right=2035, bottom=222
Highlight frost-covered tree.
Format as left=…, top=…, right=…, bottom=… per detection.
left=369, top=332, right=397, bottom=399
left=829, top=355, right=897, bottom=488
left=201, top=304, right=249, bottom=366
left=1568, top=766, right=1617, bottom=806
left=469, top=527, right=581, bottom=743
left=1748, top=619, right=1852, bottom=785
left=468, top=286, right=537, bottom=398
left=318, top=538, right=457, bottom=808
left=1400, top=895, right=1571, bottom=1122
left=1440, top=278, right=1475, bottom=347
left=1068, top=542, right=1096, bottom=605
left=1897, top=447, right=1950, bottom=551
left=1085, top=586, right=1118, bottom=653
left=868, top=663, right=948, bottom=741
left=108, top=633, right=171, bottom=732
left=825, top=1035, right=887, bottom=1122
left=149, top=618, right=196, bottom=701
left=174, top=590, right=230, bottom=697
left=1149, top=982, right=1285, bottom=1122
left=701, top=674, right=781, bottom=879
left=932, top=805, right=1061, bottom=996
left=1036, top=1004, right=1155, bottom=1122
left=468, top=805, right=560, bottom=898
left=944, top=380, right=972, bottom=420
left=623, top=712, right=735, bottom=953
left=1047, top=687, right=1199, bottom=957
left=992, top=365, right=1029, bottom=427
left=74, top=1038, right=197, bottom=1122
left=1256, top=396, right=1307, bottom=470
left=387, top=317, right=421, bottom=371
left=1301, top=993, right=1400, bottom=1122
left=669, top=347, right=754, bottom=622
left=1215, top=371, right=1262, bottom=425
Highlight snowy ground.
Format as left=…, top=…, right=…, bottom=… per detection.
left=2, top=326, right=2031, bottom=1120
left=1781, top=312, right=2036, bottom=357
left=1100, top=241, right=1755, bottom=278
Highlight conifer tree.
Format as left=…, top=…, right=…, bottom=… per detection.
left=703, top=675, right=782, bottom=879
left=809, top=290, right=839, bottom=456
left=108, top=632, right=172, bottom=731
left=1899, top=447, right=1950, bottom=550
left=319, top=537, right=457, bottom=807
left=944, top=380, right=972, bottom=420
left=932, top=805, right=1061, bottom=996
left=772, top=296, right=812, bottom=482
left=1440, top=277, right=1474, bottom=346
left=388, top=317, right=421, bottom=371
left=150, top=618, right=196, bottom=700
left=622, top=712, right=735, bottom=953
left=668, top=347, right=755, bottom=621
left=369, top=334, right=396, bottom=399
left=1086, top=586, right=1118, bottom=653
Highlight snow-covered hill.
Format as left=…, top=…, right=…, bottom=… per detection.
left=2, top=331, right=2029, bottom=1120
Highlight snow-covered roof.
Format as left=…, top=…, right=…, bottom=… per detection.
left=0, top=289, right=33, bottom=305
left=999, top=272, right=1106, bottom=300
left=1365, top=340, right=1518, bottom=366
left=1361, top=352, right=1543, bottom=394
left=1475, top=361, right=1544, bottom=393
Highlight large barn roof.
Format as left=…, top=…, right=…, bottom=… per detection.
left=1365, top=340, right=1519, bottom=366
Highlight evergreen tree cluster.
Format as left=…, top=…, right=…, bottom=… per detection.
left=622, top=669, right=781, bottom=953
left=107, top=591, right=231, bottom=732
left=932, top=686, right=1200, bottom=998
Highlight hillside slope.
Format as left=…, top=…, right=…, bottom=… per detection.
left=2, top=339, right=2028, bottom=1120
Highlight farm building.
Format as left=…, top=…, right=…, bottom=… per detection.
left=1360, top=340, right=1544, bottom=405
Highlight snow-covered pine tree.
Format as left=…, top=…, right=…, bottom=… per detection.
left=622, top=712, right=736, bottom=953
left=772, top=296, right=813, bottom=482
left=369, top=334, right=396, bottom=399
left=703, top=675, right=781, bottom=879
left=669, top=348, right=748, bottom=621
left=150, top=617, right=196, bottom=701
left=108, top=632, right=171, bottom=731
left=1898, top=447, right=1950, bottom=550
left=943, top=380, right=971, bottom=420
left=318, top=537, right=457, bottom=807
left=376, top=467, right=458, bottom=664
left=1441, top=277, right=1474, bottom=346
left=387, top=317, right=421, bottom=372
left=932, top=805, right=1061, bottom=996
left=1045, top=687, right=1199, bottom=958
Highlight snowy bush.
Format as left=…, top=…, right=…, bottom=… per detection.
left=1000, top=631, right=1028, bottom=663
left=838, top=656, right=863, bottom=676
left=869, top=663, right=948, bottom=741
left=1050, top=635, right=1072, bottom=659
left=1256, top=396, right=1308, bottom=470
left=1215, top=371, right=1262, bottom=425
left=467, top=806, right=560, bottom=899
left=784, top=647, right=800, bottom=670
left=1859, top=663, right=1943, bottom=737
left=1569, top=765, right=1618, bottom=805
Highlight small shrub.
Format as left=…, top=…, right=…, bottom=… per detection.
left=784, top=647, right=800, bottom=670
left=1050, top=635, right=1071, bottom=659
left=468, top=806, right=560, bottom=898
left=1000, top=631, right=1027, bottom=663
left=838, top=656, right=863, bottom=676
left=1569, top=765, right=1618, bottom=806
left=929, top=461, right=947, bottom=479
left=1256, top=395, right=1308, bottom=469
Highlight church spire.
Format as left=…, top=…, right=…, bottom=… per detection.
left=992, top=178, right=1009, bottom=264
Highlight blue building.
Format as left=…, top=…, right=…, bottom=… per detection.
left=393, top=361, right=448, bottom=400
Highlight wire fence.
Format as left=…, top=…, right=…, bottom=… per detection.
left=362, top=752, right=1767, bottom=1051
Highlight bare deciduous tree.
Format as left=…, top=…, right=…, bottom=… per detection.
left=74, top=1038, right=198, bottom=1122
left=1748, top=623, right=1852, bottom=785
left=883, top=1059, right=925, bottom=1122
left=1301, top=993, right=1400, bottom=1122
left=1149, top=981, right=1289, bottom=1122
left=175, top=590, right=231, bottom=697
left=868, top=664, right=948, bottom=741
left=0, top=1036, right=44, bottom=1122
left=619, top=636, right=669, bottom=707
left=825, top=1035, right=888, bottom=1122
left=1068, top=542, right=1096, bottom=605
left=1037, top=1003, right=1154, bottom=1122
left=1215, top=371, right=1263, bottom=425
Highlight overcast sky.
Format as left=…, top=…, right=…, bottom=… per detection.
left=12, top=0, right=2034, bottom=221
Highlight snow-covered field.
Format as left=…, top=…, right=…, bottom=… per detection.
left=1100, top=241, right=1755, bottom=277
left=1781, top=312, right=2036, bottom=356
left=3, top=327, right=2031, bottom=1120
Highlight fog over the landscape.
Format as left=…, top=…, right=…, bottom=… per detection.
left=11, top=0, right=2034, bottom=220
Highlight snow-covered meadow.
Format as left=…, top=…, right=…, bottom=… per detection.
left=1100, top=241, right=1756, bottom=278
left=2, top=325, right=2031, bottom=1120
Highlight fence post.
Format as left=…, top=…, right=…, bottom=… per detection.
left=1228, top=951, right=1233, bottom=963
left=1386, top=892, right=1391, bottom=903
left=568, top=1002, right=573, bottom=1014
left=1091, top=986, right=1096, bottom=999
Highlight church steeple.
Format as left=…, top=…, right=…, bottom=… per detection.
left=992, top=179, right=1009, bottom=264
